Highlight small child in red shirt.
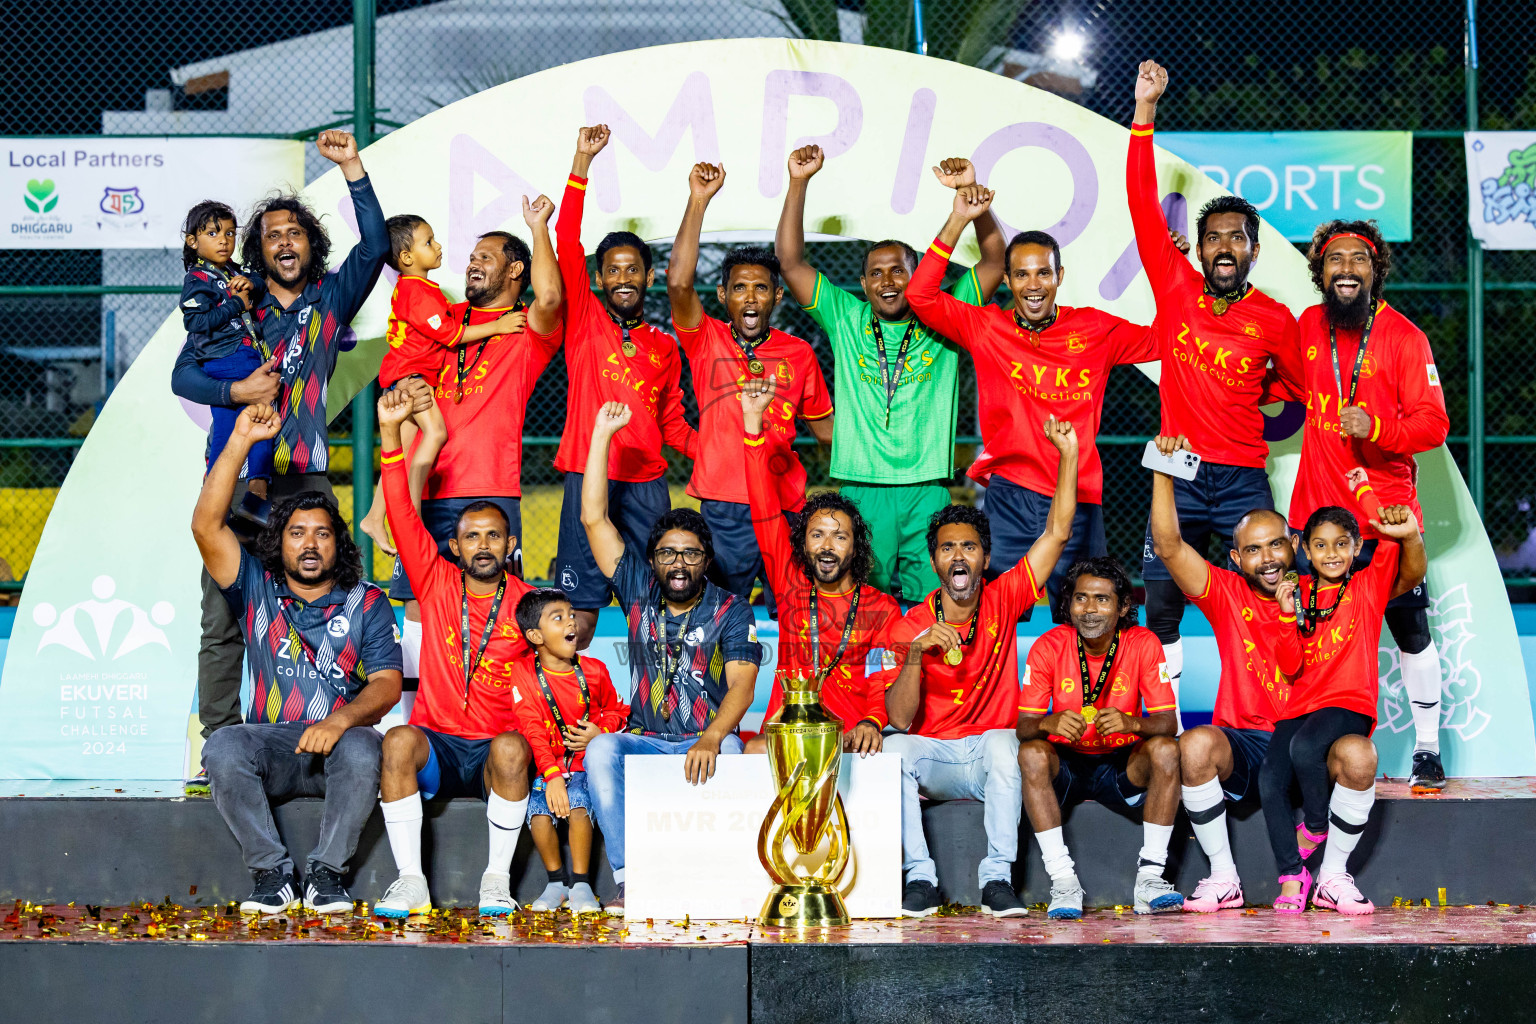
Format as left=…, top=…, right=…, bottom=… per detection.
left=510, top=589, right=628, bottom=915
left=380, top=214, right=523, bottom=516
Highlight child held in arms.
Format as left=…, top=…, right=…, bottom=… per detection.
left=180, top=200, right=272, bottom=514
left=510, top=589, right=629, bottom=914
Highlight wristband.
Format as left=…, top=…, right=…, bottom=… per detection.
left=1131, top=121, right=1154, bottom=136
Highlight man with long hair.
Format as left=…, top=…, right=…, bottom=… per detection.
left=172, top=131, right=389, bottom=793
left=738, top=377, right=903, bottom=755
left=191, top=403, right=402, bottom=917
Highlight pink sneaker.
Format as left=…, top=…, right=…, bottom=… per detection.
left=1183, top=876, right=1244, bottom=912
left=1273, top=868, right=1312, bottom=914
left=1313, top=874, right=1375, bottom=916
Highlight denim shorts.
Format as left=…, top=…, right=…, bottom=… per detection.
left=527, top=771, right=593, bottom=822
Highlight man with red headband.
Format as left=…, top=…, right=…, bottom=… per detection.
left=1267, top=219, right=1450, bottom=790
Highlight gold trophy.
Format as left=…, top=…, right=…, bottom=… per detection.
left=756, top=674, right=856, bottom=928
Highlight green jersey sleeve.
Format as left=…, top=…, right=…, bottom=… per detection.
left=801, top=271, right=863, bottom=334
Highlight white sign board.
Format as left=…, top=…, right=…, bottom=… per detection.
left=624, top=752, right=902, bottom=921
left=1465, top=131, right=1536, bottom=250
left=3, top=137, right=305, bottom=249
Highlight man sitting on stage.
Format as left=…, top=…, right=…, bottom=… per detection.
left=580, top=402, right=763, bottom=915
left=885, top=417, right=1079, bottom=919
left=192, top=403, right=401, bottom=915
left=1016, top=558, right=1181, bottom=919
left=372, top=385, right=536, bottom=920
left=738, top=377, right=902, bottom=754
left=1149, top=436, right=1302, bottom=911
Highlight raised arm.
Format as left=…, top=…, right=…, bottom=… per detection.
left=520, top=193, right=563, bottom=336
left=774, top=145, right=825, bottom=307
left=579, top=402, right=633, bottom=578
left=1148, top=434, right=1212, bottom=596
left=191, top=403, right=280, bottom=587
left=934, top=159, right=1007, bottom=301
left=1126, top=60, right=1185, bottom=294
left=1023, top=417, right=1080, bottom=587
left=557, top=125, right=607, bottom=322
left=316, top=131, right=388, bottom=323
left=665, top=162, right=726, bottom=332
left=906, top=185, right=997, bottom=347
left=1374, top=506, right=1428, bottom=599
left=378, top=385, right=449, bottom=588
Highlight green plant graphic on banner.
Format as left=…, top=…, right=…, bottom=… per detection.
left=23, top=178, right=57, bottom=213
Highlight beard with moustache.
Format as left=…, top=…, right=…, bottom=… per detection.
left=942, top=556, right=982, bottom=603
left=285, top=548, right=336, bottom=586
left=809, top=547, right=851, bottom=586
left=462, top=550, right=505, bottom=583
left=656, top=562, right=706, bottom=604
left=466, top=268, right=509, bottom=307
left=1323, top=275, right=1372, bottom=329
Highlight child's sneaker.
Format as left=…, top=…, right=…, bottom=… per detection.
left=478, top=871, right=519, bottom=917
left=568, top=883, right=601, bottom=915
left=374, top=873, right=431, bottom=919
left=527, top=880, right=567, bottom=912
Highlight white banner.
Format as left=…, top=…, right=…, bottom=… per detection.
left=3, top=137, right=304, bottom=249
left=1465, top=131, right=1536, bottom=250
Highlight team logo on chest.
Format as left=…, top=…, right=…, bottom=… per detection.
left=327, top=615, right=351, bottom=637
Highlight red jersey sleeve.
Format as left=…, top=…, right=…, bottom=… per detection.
left=673, top=317, right=705, bottom=358
left=1127, top=124, right=1188, bottom=297
left=399, top=280, right=465, bottom=348
left=381, top=448, right=449, bottom=597
left=555, top=177, right=601, bottom=330
left=1275, top=611, right=1304, bottom=678
left=1266, top=313, right=1308, bottom=408
left=659, top=358, right=698, bottom=458
left=1019, top=636, right=1055, bottom=716
left=797, top=347, right=833, bottom=422
left=743, top=431, right=803, bottom=602
left=1373, top=323, right=1449, bottom=456
left=994, top=551, right=1045, bottom=619
left=509, top=666, right=565, bottom=781
left=585, top=659, right=631, bottom=734
left=1105, top=312, right=1159, bottom=365
left=906, top=240, right=989, bottom=352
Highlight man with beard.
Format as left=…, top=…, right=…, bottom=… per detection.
left=1148, top=438, right=1303, bottom=911
left=554, top=125, right=696, bottom=648
left=667, top=161, right=835, bottom=601
left=363, top=200, right=565, bottom=719
left=173, top=131, right=389, bottom=791
left=1128, top=61, right=1306, bottom=721
left=1265, top=221, right=1450, bottom=790
left=738, top=377, right=902, bottom=754
left=579, top=402, right=763, bottom=914
left=1016, top=558, right=1180, bottom=918
left=775, top=146, right=1004, bottom=600
left=192, top=403, right=402, bottom=916
left=371, top=387, right=538, bottom=919
left=885, top=417, right=1079, bottom=919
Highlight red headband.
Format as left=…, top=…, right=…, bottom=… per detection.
left=1322, top=231, right=1378, bottom=255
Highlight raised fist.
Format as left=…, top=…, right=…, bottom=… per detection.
left=932, top=157, right=977, bottom=190
left=523, top=193, right=554, bottom=227
left=316, top=130, right=359, bottom=166
left=689, top=162, right=727, bottom=200
left=577, top=124, right=611, bottom=157
left=788, top=145, right=825, bottom=180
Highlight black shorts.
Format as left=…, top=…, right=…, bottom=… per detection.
left=982, top=476, right=1106, bottom=612
left=388, top=496, right=523, bottom=602
left=556, top=472, right=671, bottom=607
left=1294, top=538, right=1428, bottom=611
left=1053, top=744, right=1146, bottom=811
left=1217, top=726, right=1272, bottom=802
left=417, top=727, right=492, bottom=801
left=1142, top=463, right=1276, bottom=581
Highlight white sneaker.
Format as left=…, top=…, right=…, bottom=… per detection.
left=1133, top=873, right=1185, bottom=915
left=1047, top=874, right=1085, bottom=920
left=527, top=880, right=567, bottom=913
left=568, top=882, right=602, bottom=915
left=373, top=873, right=431, bottom=919
left=479, top=870, right=520, bottom=917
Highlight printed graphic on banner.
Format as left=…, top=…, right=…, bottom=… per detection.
left=1465, top=132, right=1536, bottom=250
left=1158, top=132, right=1412, bottom=241
left=3, top=138, right=303, bottom=249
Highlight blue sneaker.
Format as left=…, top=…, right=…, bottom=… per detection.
left=1134, top=874, right=1185, bottom=915
left=1047, top=875, right=1084, bottom=920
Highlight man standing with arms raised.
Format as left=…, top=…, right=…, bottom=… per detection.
left=1127, top=61, right=1306, bottom=717
left=172, top=131, right=388, bottom=792
left=668, top=161, right=834, bottom=602
left=555, top=125, right=696, bottom=647
left=775, top=146, right=1004, bottom=599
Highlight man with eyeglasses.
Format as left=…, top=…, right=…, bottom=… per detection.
left=577, top=402, right=764, bottom=915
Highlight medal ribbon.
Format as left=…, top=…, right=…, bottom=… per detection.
left=869, top=317, right=917, bottom=427
left=609, top=309, right=645, bottom=359
left=1203, top=283, right=1249, bottom=315
left=651, top=595, right=701, bottom=720
left=1076, top=629, right=1121, bottom=713
left=533, top=657, right=591, bottom=775
left=459, top=572, right=509, bottom=710
left=1298, top=572, right=1352, bottom=638
left=932, top=591, right=980, bottom=651
left=808, top=586, right=861, bottom=683
left=729, top=323, right=765, bottom=372
left=1329, top=303, right=1376, bottom=412
left=1012, top=308, right=1058, bottom=346
left=452, top=300, right=524, bottom=403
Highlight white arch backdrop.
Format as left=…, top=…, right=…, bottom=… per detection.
left=1, top=39, right=1527, bottom=779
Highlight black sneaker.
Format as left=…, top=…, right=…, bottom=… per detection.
left=240, top=868, right=297, bottom=915
left=1410, top=750, right=1447, bottom=792
left=981, top=880, right=1029, bottom=918
left=900, top=879, right=942, bottom=918
left=303, top=865, right=354, bottom=915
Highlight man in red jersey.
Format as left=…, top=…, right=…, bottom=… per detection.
left=554, top=126, right=697, bottom=648
left=1128, top=59, right=1306, bottom=717
left=372, top=388, right=538, bottom=921
left=738, top=377, right=902, bottom=755
left=884, top=417, right=1078, bottom=919
left=1148, top=434, right=1303, bottom=912
left=363, top=200, right=564, bottom=719
left=1267, top=220, right=1450, bottom=791
left=1016, top=558, right=1180, bottom=919
left=909, top=184, right=1187, bottom=607
left=667, top=160, right=835, bottom=601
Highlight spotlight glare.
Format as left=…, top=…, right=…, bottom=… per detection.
left=1051, top=29, right=1086, bottom=62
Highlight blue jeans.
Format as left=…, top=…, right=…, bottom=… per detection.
left=584, top=731, right=746, bottom=879
left=203, top=348, right=273, bottom=480
left=883, top=729, right=1022, bottom=888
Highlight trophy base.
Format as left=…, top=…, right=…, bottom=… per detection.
left=757, top=883, right=849, bottom=929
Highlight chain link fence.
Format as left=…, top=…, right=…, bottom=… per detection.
left=0, top=0, right=1531, bottom=595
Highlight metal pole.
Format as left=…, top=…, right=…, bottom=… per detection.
left=351, top=0, right=378, bottom=573
left=1465, top=0, right=1484, bottom=514
left=913, top=0, right=928, bottom=55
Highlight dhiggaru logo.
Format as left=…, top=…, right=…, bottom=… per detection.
left=33, top=575, right=173, bottom=660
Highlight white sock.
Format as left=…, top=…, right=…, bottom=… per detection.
left=1161, top=640, right=1185, bottom=736
left=486, top=791, right=528, bottom=874
left=1137, top=822, right=1174, bottom=879
left=381, top=792, right=424, bottom=877
left=1401, top=645, right=1442, bottom=755
left=1035, top=826, right=1076, bottom=881
left=1182, top=777, right=1237, bottom=880
left=1318, top=783, right=1375, bottom=881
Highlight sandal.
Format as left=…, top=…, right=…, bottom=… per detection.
left=1296, top=823, right=1327, bottom=862
left=1274, top=868, right=1312, bottom=914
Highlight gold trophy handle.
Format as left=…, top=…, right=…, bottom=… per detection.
left=832, top=793, right=857, bottom=898
left=756, top=762, right=805, bottom=886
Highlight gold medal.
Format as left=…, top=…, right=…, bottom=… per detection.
left=748, top=358, right=765, bottom=375
left=1211, top=297, right=1229, bottom=316
left=943, top=648, right=963, bottom=666
left=1079, top=705, right=1098, bottom=724
left=622, top=341, right=637, bottom=357
left=1284, top=571, right=1300, bottom=585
